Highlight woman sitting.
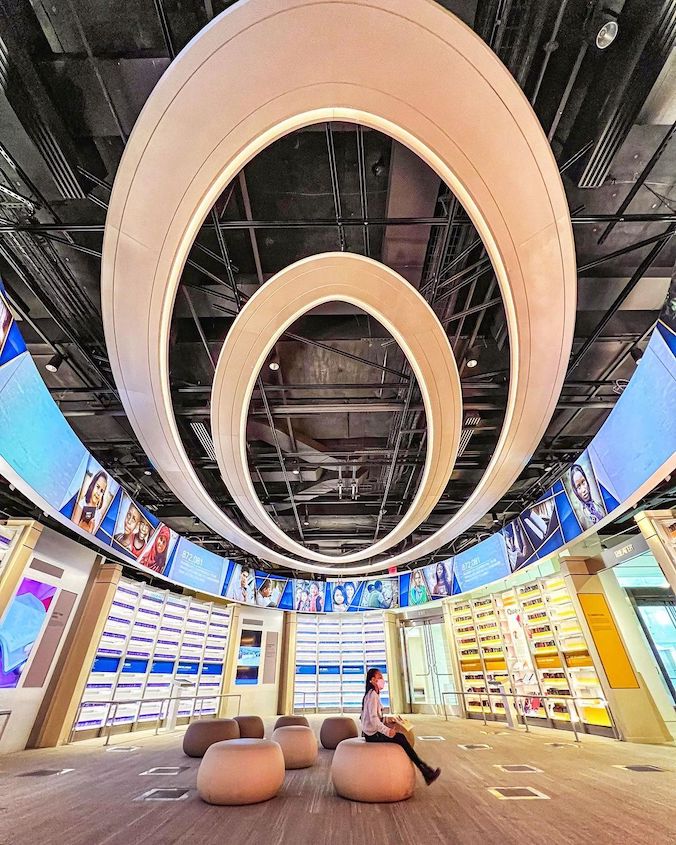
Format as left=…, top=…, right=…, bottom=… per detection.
left=360, top=668, right=440, bottom=785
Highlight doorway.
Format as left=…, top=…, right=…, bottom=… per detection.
left=400, top=613, right=455, bottom=715
left=630, top=590, right=676, bottom=704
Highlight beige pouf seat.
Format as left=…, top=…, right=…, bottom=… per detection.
left=183, top=718, right=240, bottom=758
left=197, top=738, right=285, bottom=805
left=273, top=714, right=309, bottom=730
left=320, top=716, right=359, bottom=749
left=234, top=715, right=265, bottom=738
left=331, top=738, right=415, bottom=802
left=271, top=725, right=318, bottom=769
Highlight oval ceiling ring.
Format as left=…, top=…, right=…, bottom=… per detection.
left=101, top=0, right=576, bottom=575
left=211, top=252, right=463, bottom=563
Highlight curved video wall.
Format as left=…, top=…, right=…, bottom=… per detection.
left=0, top=277, right=675, bottom=612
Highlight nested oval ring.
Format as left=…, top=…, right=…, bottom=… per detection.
left=101, top=0, right=576, bottom=575
left=211, top=252, right=462, bottom=563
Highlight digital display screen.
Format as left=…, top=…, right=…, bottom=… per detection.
left=0, top=578, right=57, bottom=688
left=0, top=273, right=675, bottom=608
left=235, top=628, right=262, bottom=685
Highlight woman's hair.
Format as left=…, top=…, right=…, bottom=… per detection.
left=361, top=667, right=380, bottom=710
left=85, top=470, right=107, bottom=507
left=333, top=585, right=346, bottom=604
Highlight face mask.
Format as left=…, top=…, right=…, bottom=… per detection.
left=375, top=678, right=385, bottom=691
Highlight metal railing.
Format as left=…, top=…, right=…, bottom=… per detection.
left=441, top=689, right=620, bottom=742
left=70, top=692, right=242, bottom=746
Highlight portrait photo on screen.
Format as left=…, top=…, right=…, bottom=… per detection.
left=562, top=451, right=608, bottom=532
left=0, top=578, right=57, bottom=688
left=112, top=493, right=153, bottom=559
left=255, top=574, right=286, bottom=608
left=422, top=560, right=454, bottom=598
left=225, top=563, right=256, bottom=604
left=294, top=579, right=325, bottom=613
left=137, top=523, right=178, bottom=575
left=327, top=579, right=358, bottom=611
left=0, top=291, right=13, bottom=358
left=69, top=455, right=120, bottom=536
left=502, top=519, right=535, bottom=572
left=359, top=577, right=399, bottom=609
left=408, top=568, right=430, bottom=605
left=521, top=496, right=560, bottom=552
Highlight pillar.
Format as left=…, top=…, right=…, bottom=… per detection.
left=560, top=555, right=672, bottom=744
left=635, top=509, right=676, bottom=595
left=0, top=519, right=43, bottom=616
left=278, top=611, right=297, bottom=715
left=383, top=611, right=405, bottom=714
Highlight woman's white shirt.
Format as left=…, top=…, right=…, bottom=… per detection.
left=360, top=689, right=395, bottom=737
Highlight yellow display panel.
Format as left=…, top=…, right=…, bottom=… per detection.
left=578, top=594, right=639, bottom=689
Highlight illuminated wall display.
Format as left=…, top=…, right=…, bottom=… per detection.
left=0, top=278, right=675, bottom=609
left=74, top=577, right=230, bottom=732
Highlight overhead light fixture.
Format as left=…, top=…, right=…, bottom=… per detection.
left=466, top=358, right=478, bottom=369
left=269, top=360, right=280, bottom=371
left=371, top=157, right=385, bottom=178
left=144, top=469, right=152, bottom=476
left=630, top=348, right=643, bottom=364
left=46, top=352, right=64, bottom=373
left=292, top=467, right=300, bottom=475
left=595, top=18, right=618, bottom=49
left=303, top=517, right=310, bottom=526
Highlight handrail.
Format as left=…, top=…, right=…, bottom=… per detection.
left=69, top=692, right=242, bottom=746
left=441, top=689, right=620, bottom=743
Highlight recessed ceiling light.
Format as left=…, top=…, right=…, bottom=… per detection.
left=46, top=353, right=64, bottom=373
left=269, top=360, right=280, bottom=371
left=596, top=19, right=618, bottom=50
left=292, top=468, right=300, bottom=475
left=144, top=469, right=152, bottom=476
left=466, top=358, right=478, bottom=368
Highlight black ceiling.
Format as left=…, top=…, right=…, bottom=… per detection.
left=0, top=0, right=675, bottom=573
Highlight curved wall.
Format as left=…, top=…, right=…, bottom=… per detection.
left=1, top=278, right=675, bottom=612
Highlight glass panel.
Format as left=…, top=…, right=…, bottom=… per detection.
left=637, top=603, right=676, bottom=704
left=615, top=552, right=669, bottom=589
left=403, top=626, right=431, bottom=704
left=429, top=622, right=457, bottom=707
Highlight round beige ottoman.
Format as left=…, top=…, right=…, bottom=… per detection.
left=183, top=718, right=240, bottom=758
left=234, top=715, right=265, bottom=739
left=320, top=716, right=359, bottom=749
left=271, top=725, right=318, bottom=769
left=273, top=714, right=309, bottom=730
left=399, top=726, right=416, bottom=747
left=331, top=738, right=415, bottom=802
left=197, top=739, right=285, bottom=805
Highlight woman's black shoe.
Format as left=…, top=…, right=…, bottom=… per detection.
left=423, top=766, right=441, bottom=785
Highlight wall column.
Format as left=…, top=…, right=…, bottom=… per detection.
left=28, top=559, right=122, bottom=748
left=560, top=555, right=672, bottom=744
left=0, top=519, right=43, bottom=615
left=278, top=611, right=297, bottom=715
left=383, top=611, right=405, bottom=714
left=635, top=509, right=676, bottom=595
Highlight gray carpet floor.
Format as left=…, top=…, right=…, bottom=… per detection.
left=1, top=715, right=675, bottom=845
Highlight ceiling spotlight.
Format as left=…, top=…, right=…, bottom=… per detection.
left=144, top=469, right=152, bottom=476
left=371, top=157, right=386, bottom=178
left=268, top=360, right=280, bottom=371
left=595, top=18, right=618, bottom=50
left=45, top=352, right=64, bottom=374
left=303, top=517, right=310, bottom=526
left=192, top=516, right=200, bottom=526
left=292, top=468, right=300, bottom=475
left=630, top=348, right=643, bottom=364
left=466, top=358, right=478, bottom=369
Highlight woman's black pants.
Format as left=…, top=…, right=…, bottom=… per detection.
left=363, top=731, right=428, bottom=773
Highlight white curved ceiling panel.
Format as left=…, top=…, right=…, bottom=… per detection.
left=211, top=252, right=462, bottom=563
left=101, top=0, right=576, bottom=575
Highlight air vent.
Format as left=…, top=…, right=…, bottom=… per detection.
left=190, top=421, right=217, bottom=460
left=458, top=414, right=481, bottom=457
